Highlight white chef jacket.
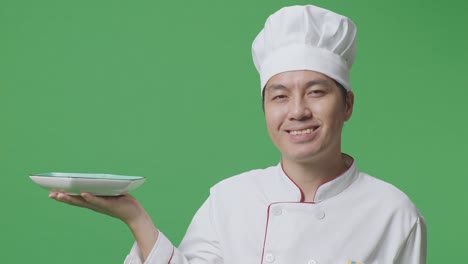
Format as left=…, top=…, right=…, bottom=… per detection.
left=125, top=158, right=426, bottom=264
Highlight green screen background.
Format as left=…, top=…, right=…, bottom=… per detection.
left=2, top=0, right=466, bottom=262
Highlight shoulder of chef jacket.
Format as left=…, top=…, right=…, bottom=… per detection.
left=124, top=159, right=427, bottom=264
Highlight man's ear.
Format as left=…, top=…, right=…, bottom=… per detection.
left=344, top=91, right=354, bottom=121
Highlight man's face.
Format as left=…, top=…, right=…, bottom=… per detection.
left=263, top=70, right=354, bottom=163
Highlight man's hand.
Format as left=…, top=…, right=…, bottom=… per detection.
left=49, top=192, right=159, bottom=261
left=49, top=192, right=143, bottom=225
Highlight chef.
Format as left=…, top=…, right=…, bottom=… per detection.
left=50, top=4, right=427, bottom=264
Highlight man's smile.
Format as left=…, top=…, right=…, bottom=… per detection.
left=286, top=126, right=319, bottom=135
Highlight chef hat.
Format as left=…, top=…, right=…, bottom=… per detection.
left=252, top=5, right=357, bottom=92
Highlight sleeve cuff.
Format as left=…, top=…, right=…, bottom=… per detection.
left=124, top=231, right=175, bottom=264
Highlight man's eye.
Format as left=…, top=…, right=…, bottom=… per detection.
left=272, top=95, right=287, bottom=100
left=309, top=90, right=324, bottom=96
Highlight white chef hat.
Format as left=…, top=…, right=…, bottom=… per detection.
left=252, top=5, right=357, bottom=93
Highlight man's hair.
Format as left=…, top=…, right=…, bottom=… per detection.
left=261, top=80, right=348, bottom=111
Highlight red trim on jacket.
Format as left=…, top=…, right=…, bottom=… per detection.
left=280, top=162, right=306, bottom=202
left=260, top=203, right=273, bottom=263
left=168, top=247, right=174, bottom=263
left=280, top=154, right=354, bottom=203
left=262, top=156, right=354, bottom=262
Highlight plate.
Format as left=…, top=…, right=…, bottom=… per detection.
left=30, top=172, right=145, bottom=196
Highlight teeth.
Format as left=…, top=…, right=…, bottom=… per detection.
left=290, top=128, right=314, bottom=135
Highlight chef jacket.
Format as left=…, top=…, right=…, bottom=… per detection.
left=124, top=158, right=427, bottom=264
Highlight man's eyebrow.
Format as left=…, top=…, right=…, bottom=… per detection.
left=264, top=84, right=289, bottom=93
left=303, top=79, right=333, bottom=88
left=265, top=79, right=333, bottom=93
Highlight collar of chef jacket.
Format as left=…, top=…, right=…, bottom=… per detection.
left=269, top=154, right=358, bottom=203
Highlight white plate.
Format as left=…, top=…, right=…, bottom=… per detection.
left=30, top=172, right=145, bottom=196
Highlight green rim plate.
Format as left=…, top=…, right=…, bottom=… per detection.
left=31, top=172, right=144, bottom=181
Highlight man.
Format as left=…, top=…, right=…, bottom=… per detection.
left=50, top=5, right=426, bottom=264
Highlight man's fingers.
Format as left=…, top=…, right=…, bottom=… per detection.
left=50, top=192, right=114, bottom=210
left=80, top=192, right=110, bottom=208
left=55, top=192, right=85, bottom=206
left=54, top=192, right=101, bottom=211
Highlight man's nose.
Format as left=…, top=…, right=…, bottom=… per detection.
left=288, top=98, right=312, bottom=121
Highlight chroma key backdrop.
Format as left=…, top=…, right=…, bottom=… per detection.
left=1, top=0, right=467, bottom=263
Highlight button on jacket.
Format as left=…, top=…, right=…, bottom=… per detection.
left=125, top=159, right=426, bottom=264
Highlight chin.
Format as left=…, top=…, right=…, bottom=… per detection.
left=284, top=150, right=321, bottom=163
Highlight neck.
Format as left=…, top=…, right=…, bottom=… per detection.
left=281, top=152, right=350, bottom=202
